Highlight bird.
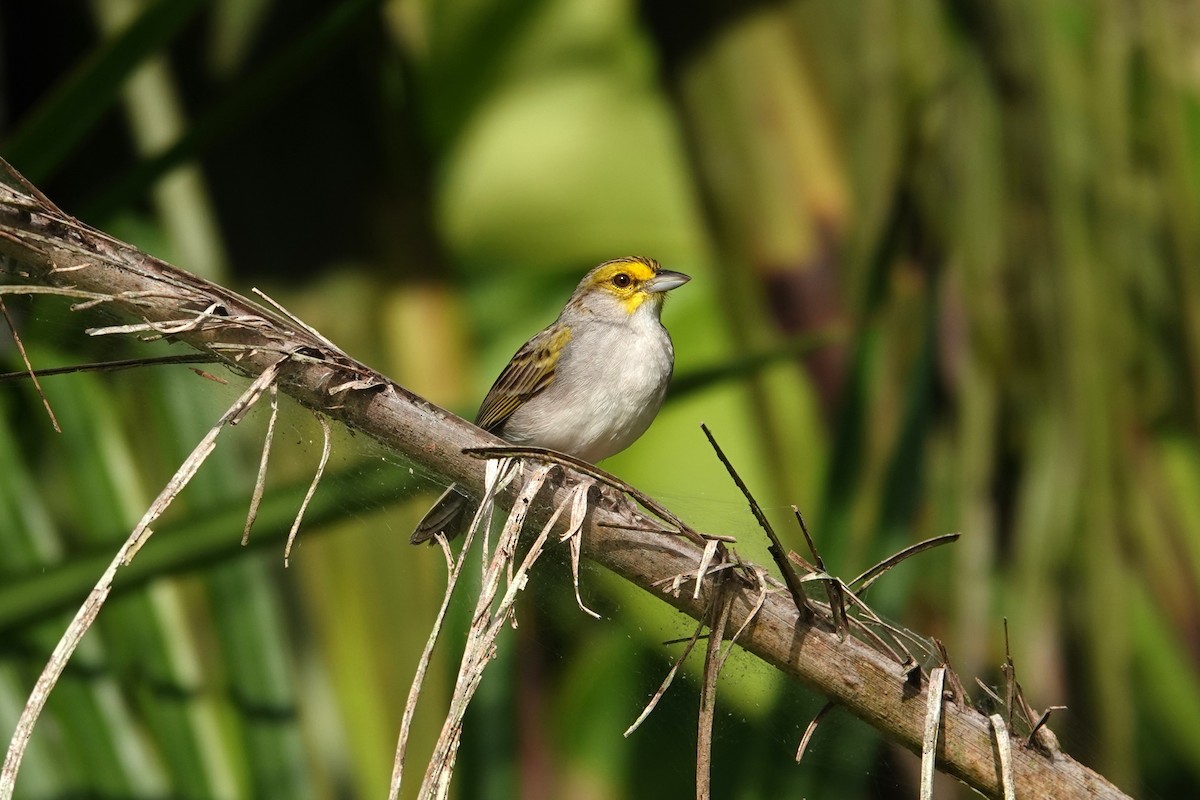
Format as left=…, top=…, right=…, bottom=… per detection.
left=411, top=256, right=690, bottom=543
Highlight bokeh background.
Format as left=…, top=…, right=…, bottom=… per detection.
left=3, top=0, right=1200, bottom=797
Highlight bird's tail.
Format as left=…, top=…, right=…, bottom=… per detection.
left=410, top=485, right=471, bottom=544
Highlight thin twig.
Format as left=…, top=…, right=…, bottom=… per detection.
left=0, top=158, right=67, bottom=216
left=626, top=617, right=707, bottom=737
left=1013, top=680, right=1045, bottom=735
left=787, top=550, right=817, bottom=573
left=1027, top=705, right=1067, bottom=750
left=242, top=384, right=278, bottom=545
left=792, top=506, right=825, bottom=572
left=251, top=286, right=341, bottom=353
left=388, top=533, right=458, bottom=798
left=597, top=521, right=736, bottom=542
left=697, top=568, right=733, bottom=800
left=0, top=285, right=111, bottom=301
left=718, top=567, right=773, bottom=673
left=854, top=610, right=937, bottom=667
left=796, top=702, right=836, bottom=762
left=840, top=611, right=907, bottom=665
left=699, top=424, right=811, bottom=620
left=975, top=678, right=1004, bottom=709
left=560, top=481, right=602, bottom=619
left=477, top=461, right=521, bottom=574
left=848, top=533, right=961, bottom=595
left=86, top=312, right=268, bottom=339
left=838, top=588, right=935, bottom=667
left=284, top=413, right=332, bottom=567
left=932, top=639, right=968, bottom=704
left=662, top=633, right=710, bottom=646
left=0, top=297, right=60, bottom=432
left=920, top=667, right=946, bottom=800
left=72, top=289, right=183, bottom=311
left=694, top=539, right=720, bottom=600
left=793, top=506, right=847, bottom=636
left=652, top=562, right=740, bottom=598
left=1002, top=619, right=1015, bottom=732
left=990, top=713, right=1016, bottom=800
left=0, top=354, right=218, bottom=382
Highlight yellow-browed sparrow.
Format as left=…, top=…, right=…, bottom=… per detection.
left=411, top=256, right=689, bottom=543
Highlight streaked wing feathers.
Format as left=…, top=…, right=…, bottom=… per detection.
left=474, top=324, right=571, bottom=432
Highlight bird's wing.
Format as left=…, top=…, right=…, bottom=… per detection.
left=474, top=323, right=572, bottom=432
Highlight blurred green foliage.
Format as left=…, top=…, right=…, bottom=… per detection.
left=2, top=0, right=1199, bottom=797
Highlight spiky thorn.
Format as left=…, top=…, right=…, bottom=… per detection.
left=847, top=533, right=960, bottom=595
left=699, top=423, right=812, bottom=621
left=793, top=505, right=847, bottom=637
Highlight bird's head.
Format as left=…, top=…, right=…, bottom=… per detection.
left=569, top=256, right=690, bottom=319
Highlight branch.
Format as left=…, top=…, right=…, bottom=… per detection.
left=0, top=168, right=1127, bottom=800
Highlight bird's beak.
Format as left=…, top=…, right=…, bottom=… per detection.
left=644, top=270, right=691, bottom=294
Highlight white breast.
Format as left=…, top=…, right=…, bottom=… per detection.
left=499, top=310, right=674, bottom=463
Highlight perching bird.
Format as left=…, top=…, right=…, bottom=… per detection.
left=411, top=256, right=689, bottom=543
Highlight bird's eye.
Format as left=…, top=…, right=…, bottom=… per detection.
left=612, top=273, right=632, bottom=288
